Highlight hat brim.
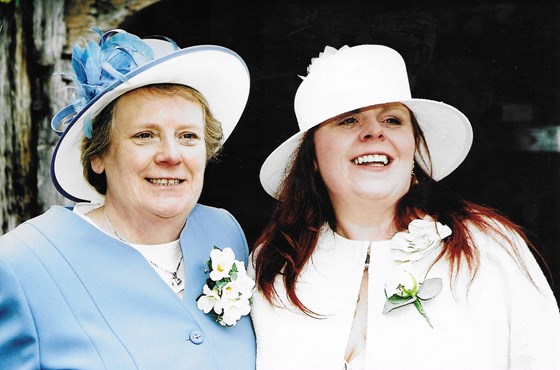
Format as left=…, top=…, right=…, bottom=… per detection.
left=52, top=45, right=250, bottom=203
left=259, top=99, right=473, bottom=198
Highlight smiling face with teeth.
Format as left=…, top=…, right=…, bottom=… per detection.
left=91, top=87, right=207, bottom=222
left=313, top=102, right=416, bottom=214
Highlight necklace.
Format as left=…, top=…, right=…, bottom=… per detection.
left=148, top=256, right=183, bottom=287
left=104, top=209, right=127, bottom=242
left=104, top=209, right=184, bottom=287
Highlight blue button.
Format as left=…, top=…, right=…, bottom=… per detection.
left=189, top=330, right=204, bottom=344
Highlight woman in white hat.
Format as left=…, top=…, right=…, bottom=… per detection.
left=0, top=29, right=255, bottom=369
left=250, top=45, right=560, bottom=369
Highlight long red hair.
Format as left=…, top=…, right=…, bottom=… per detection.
left=254, top=112, right=542, bottom=315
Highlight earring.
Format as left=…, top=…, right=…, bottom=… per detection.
left=411, top=164, right=419, bottom=186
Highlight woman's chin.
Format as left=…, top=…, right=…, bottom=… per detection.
left=353, top=182, right=408, bottom=200
left=143, top=200, right=196, bottom=220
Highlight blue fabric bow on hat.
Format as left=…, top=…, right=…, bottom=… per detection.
left=52, top=28, right=159, bottom=138
left=72, top=29, right=154, bottom=111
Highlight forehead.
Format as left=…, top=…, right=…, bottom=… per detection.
left=110, top=89, right=204, bottom=131
left=116, top=87, right=196, bottom=105
left=343, top=102, right=410, bottom=117
left=115, top=88, right=202, bottom=114
left=320, top=102, right=412, bottom=126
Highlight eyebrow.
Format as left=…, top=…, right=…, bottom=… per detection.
left=354, top=104, right=406, bottom=115
left=331, top=109, right=360, bottom=121
left=380, top=106, right=409, bottom=115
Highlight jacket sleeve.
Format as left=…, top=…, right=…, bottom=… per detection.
left=482, top=225, right=560, bottom=369
left=507, top=234, right=560, bottom=369
left=0, top=235, right=39, bottom=369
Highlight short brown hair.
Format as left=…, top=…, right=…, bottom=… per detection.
left=81, top=83, right=223, bottom=195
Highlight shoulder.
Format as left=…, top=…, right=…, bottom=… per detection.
left=465, top=217, right=533, bottom=268
left=0, top=207, right=64, bottom=253
left=464, top=216, right=524, bottom=263
left=190, top=203, right=239, bottom=224
left=187, top=203, right=249, bottom=259
left=461, top=216, right=528, bottom=262
left=464, top=217, right=557, bottom=301
left=463, top=218, right=560, bottom=366
left=0, top=206, right=93, bottom=255
left=1, top=206, right=82, bottom=240
left=189, top=204, right=245, bottom=240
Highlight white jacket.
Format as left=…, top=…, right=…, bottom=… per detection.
left=249, top=223, right=560, bottom=370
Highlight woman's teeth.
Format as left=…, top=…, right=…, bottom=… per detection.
left=353, top=154, right=389, bottom=166
left=148, top=179, right=181, bottom=186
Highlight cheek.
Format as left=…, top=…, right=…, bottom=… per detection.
left=313, top=134, right=349, bottom=190
left=396, top=131, right=417, bottom=160
left=185, top=149, right=207, bottom=175
left=315, top=153, right=341, bottom=193
left=314, top=147, right=333, bottom=177
left=405, top=140, right=417, bottom=160
left=314, top=134, right=340, bottom=169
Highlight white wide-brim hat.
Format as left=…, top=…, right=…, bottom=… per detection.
left=260, top=44, right=473, bottom=198
left=51, top=29, right=250, bottom=203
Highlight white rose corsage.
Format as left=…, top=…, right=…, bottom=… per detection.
left=383, top=216, right=452, bottom=327
left=196, top=247, right=255, bottom=326
left=390, top=215, right=452, bottom=262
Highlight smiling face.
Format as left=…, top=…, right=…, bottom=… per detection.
left=91, top=88, right=207, bottom=221
left=313, top=102, right=416, bottom=212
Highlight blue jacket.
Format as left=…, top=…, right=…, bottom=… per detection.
left=0, top=204, right=256, bottom=369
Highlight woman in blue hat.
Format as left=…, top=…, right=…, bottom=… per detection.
left=0, top=29, right=255, bottom=369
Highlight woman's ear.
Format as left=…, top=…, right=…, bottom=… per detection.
left=90, top=156, right=105, bottom=175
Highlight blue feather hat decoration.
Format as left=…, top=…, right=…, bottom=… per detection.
left=54, top=29, right=158, bottom=138
left=50, top=28, right=250, bottom=203
left=72, top=29, right=154, bottom=113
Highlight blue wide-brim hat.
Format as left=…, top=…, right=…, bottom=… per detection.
left=51, top=29, right=250, bottom=203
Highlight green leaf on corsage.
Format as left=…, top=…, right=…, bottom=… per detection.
left=383, top=271, right=442, bottom=328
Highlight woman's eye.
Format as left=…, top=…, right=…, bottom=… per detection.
left=338, top=117, right=357, bottom=126
left=181, top=132, right=198, bottom=139
left=384, top=117, right=402, bottom=125
left=136, top=132, right=153, bottom=139
left=180, top=132, right=201, bottom=143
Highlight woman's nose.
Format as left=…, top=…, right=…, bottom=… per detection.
left=360, top=119, right=384, bottom=141
left=155, top=137, right=182, bottom=165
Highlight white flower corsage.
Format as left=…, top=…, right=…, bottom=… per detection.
left=383, top=270, right=442, bottom=328
left=383, top=216, right=452, bottom=327
left=390, top=215, right=452, bottom=262
left=196, top=247, right=255, bottom=326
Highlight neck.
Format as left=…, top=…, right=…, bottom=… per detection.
left=332, top=198, right=397, bottom=241
left=89, top=205, right=186, bottom=244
